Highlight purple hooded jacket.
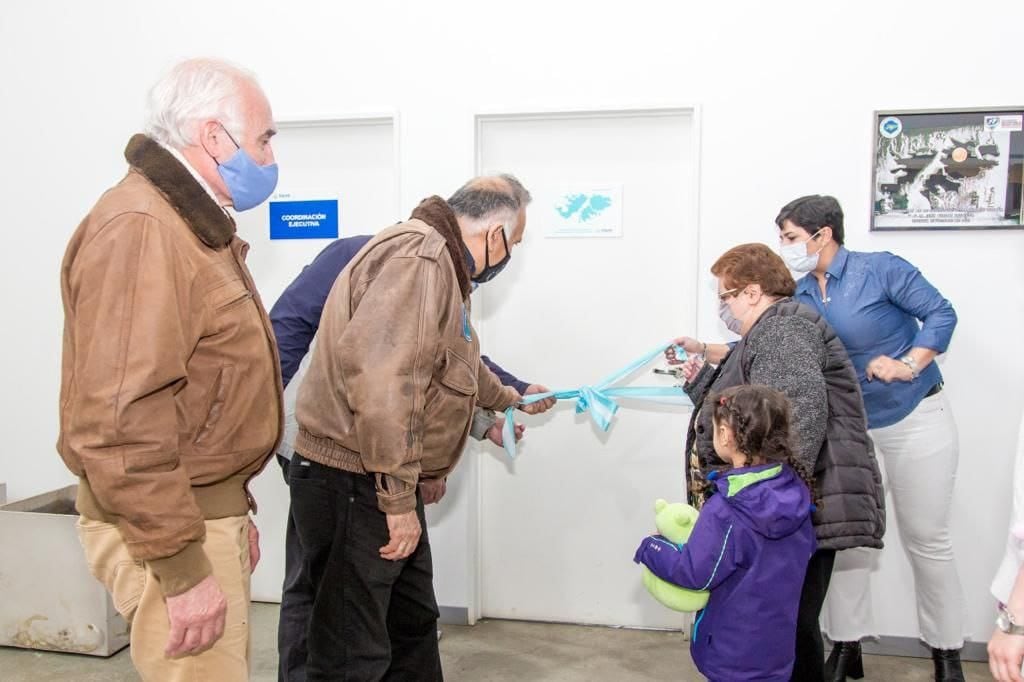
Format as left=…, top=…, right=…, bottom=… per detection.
left=634, top=463, right=816, bottom=681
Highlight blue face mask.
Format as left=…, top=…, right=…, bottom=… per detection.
left=212, top=125, right=279, bottom=211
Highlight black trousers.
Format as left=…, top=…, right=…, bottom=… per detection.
left=290, top=453, right=443, bottom=682
left=791, top=548, right=837, bottom=682
left=277, top=454, right=313, bottom=682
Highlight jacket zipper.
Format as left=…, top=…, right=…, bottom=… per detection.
left=228, top=238, right=285, bottom=514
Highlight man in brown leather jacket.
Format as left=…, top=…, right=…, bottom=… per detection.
left=58, top=59, right=282, bottom=680
left=291, top=176, right=539, bottom=680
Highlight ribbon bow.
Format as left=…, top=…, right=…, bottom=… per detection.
left=501, top=342, right=692, bottom=458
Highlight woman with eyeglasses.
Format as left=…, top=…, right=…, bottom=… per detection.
left=667, top=243, right=885, bottom=682
left=776, top=194, right=964, bottom=682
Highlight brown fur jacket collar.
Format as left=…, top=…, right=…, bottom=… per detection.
left=409, top=195, right=472, bottom=299
left=124, top=134, right=236, bottom=249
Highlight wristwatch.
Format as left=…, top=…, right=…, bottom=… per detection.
left=899, top=355, right=920, bottom=379
left=997, top=603, right=1024, bottom=635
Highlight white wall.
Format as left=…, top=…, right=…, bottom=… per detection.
left=2, top=0, right=1022, bottom=645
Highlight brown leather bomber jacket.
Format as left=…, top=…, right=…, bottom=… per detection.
left=295, top=198, right=520, bottom=514
left=58, top=135, right=283, bottom=596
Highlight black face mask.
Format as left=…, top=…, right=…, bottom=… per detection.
left=471, top=226, right=511, bottom=283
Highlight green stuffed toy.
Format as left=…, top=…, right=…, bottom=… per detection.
left=640, top=499, right=710, bottom=612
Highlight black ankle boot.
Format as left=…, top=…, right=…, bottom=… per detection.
left=825, top=641, right=864, bottom=680
left=931, top=648, right=965, bottom=682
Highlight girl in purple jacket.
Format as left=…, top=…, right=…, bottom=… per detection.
left=635, top=384, right=817, bottom=681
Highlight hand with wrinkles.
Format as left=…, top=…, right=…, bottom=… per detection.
left=380, top=511, right=421, bottom=561
left=164, top=576, right=228, bottom=658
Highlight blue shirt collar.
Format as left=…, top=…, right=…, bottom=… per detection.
left=795, top=245, right=850, bottom=295
left=826, top=246, right=850, bottom=281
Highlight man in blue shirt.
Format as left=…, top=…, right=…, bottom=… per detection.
left=271, top=177, right=554, bottom=681
left=776, top=194, right=965, bottom=682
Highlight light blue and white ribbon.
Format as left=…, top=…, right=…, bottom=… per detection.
left=501, top=342, right=692, bottom=458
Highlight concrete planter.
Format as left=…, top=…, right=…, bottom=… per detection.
left=0, top=485, right=129, bottom=656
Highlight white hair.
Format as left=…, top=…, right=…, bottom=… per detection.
left=144, top=58, right=261, bottom=149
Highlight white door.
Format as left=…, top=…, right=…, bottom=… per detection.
left=234, top=117, right=399, bottom=602
left=475, top=109, right=700, bottom=628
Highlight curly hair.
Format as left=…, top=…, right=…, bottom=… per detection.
left=709, top=384, right=819, bottom=506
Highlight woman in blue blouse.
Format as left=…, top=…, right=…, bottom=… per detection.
left=775, top=195, right=965, bottom=682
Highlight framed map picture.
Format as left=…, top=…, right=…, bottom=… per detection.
left=871, top=107, right=1024, bottom=230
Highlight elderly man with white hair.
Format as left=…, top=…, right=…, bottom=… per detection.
left=58, top=58, right=282, bottom=680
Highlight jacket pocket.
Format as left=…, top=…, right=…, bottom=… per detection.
left=209, top=278, right=252, bottom=313
left=123, top=450, right=177, bottom=474
left=418, top=348, right=477, bottom=461
left=439, top=348, right=477, bottom=397
left=193, top=365, right=235, bottom=446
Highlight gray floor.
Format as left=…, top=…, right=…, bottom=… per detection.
left=0, top=603, right=990, bottom=681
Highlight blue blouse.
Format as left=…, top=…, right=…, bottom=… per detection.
left=793, top=247, right=956, bottom=429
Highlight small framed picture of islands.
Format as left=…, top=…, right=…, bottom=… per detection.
left=871, top=107, right=1024, bottom=230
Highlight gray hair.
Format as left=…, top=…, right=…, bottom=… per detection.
left=144, top=58, right=261, bottom=149
left=448, top=174, right=532, bottom=232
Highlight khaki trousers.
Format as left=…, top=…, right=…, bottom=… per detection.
left=77, top=515, right=252, bottom=681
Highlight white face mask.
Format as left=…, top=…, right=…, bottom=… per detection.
left=780, top=229, right=823, bottom=273
left=718, top=299, right=744, bottom=335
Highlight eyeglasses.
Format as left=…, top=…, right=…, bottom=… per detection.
left=717, top=287, right=742, bottom=302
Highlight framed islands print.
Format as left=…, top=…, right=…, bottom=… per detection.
left=871, top=107, right=1024, bottom=230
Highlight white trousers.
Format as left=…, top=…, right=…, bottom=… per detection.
left=821, top=390, right=967, bottom=649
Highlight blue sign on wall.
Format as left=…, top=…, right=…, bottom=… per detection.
left=269, top=199, right=339, bottom=240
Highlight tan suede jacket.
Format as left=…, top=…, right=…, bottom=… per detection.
left=295, top=201, right=520, bottom=514
left=58, top=135, right=283, bottom=596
